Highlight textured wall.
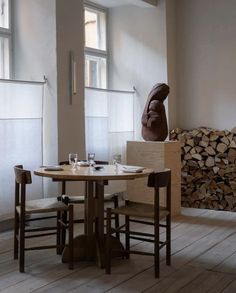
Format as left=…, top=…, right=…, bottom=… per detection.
left=176, top=0, right=236, bottom=130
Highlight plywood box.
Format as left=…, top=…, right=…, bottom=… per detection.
left=127, top=140, right=181, bottom=216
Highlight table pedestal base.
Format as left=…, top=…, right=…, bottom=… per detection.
left=62, top=234, right=125, bottom=266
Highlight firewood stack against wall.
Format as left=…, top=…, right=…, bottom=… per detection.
left=170, top=127, right=236, bottom=211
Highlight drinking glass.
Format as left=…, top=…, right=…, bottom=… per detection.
left=113, top=154, right=121, bottom=172
left=69, top=153, right=78, bottom=168
left=88, top=153, right=95, bottom=166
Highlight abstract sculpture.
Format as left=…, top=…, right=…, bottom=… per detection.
left=141, top=83, right=169, bottom=141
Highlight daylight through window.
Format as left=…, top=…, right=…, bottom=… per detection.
left=84, top=4, right=107, bottom=88
left=0, top=0, right=11, bottom=79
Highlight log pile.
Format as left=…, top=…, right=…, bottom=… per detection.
left=170, top=127, right=236, bottom=211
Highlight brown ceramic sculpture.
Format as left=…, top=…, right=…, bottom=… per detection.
left=141, top=83, right=169, bottom=141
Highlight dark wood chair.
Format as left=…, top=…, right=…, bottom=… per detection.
left=57, top=160, right=120, bottom=238
left=105, top=169, right=171, bottom=278
left=14, top=165, right=74, bottom=273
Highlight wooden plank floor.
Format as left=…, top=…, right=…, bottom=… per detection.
left=1, top=208, right=236, bottom=292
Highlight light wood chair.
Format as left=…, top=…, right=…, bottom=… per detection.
left=57, top=160, right=120, bottom=238
left=14, top=165, right=74, bottom=273
left=105, top=169, right=171, bottom=278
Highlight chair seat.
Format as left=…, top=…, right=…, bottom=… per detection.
left=16, top=197, right=68, bottom=214
left=111, top=201, right=169, bottom=219
left=63, top=193, right=117, bottom=203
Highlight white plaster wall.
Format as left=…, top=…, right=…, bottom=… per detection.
left=13, top=0, right=58, bottom=195
left=108, top=0, right=168, bottom=139
left=177, top=0, right=236, bottom=130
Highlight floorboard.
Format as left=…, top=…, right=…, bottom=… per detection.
left=1, top=208, right=236, bottom=292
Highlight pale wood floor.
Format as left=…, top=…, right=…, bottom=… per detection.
left=1, top=208, right=236, bottom=292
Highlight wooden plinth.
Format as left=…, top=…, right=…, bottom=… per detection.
left=127, top=140, right=181, bottom=216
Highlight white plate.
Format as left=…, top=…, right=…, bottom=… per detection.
left=122, top=165, right=145, bottom=173
left=44, top=166, right=64, bottom=171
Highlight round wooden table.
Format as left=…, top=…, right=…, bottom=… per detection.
left=34, top=164, right=153, bottom=267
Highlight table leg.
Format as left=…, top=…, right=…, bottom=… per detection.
left=62, top=180, right=97, bottom=262
left=85, top=181, right=94, bottom=236
left=95, top=181, right=105, bottom=267
left=62, top=179, right=125, bottom=265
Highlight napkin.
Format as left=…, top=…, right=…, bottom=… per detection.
left=122, top=165, right=145, bottom=173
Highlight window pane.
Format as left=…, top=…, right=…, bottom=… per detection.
left=0, top=119, right=43, bottom=216
left=0, top=36, right=10, bottom=78
left=85, top=117, right=109, bottom=161
left=0, top=82, right=43, bottom=119
left=85, top=54, right=107, bottom=88
left=0, top=80, right=43, bottom=218
left=0, top=0, right=9, bottom=29
left=85, top=7, right=106, bottom=51
left=85, top=87, right=135, bottom=165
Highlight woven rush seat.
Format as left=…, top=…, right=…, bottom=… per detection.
left=16, top=198, right=68, bottom=214
left=111, top=201, right=169, bottom=219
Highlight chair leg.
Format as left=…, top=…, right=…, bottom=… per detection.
left=68, top=205, right=74, bottom=270
left=105, top=208, right=112, bottom=274
left=61, top=210, right=67, bottom=248
left=154, top=218, right=160, bottom=278
left=113, top=195, right=120, bottom=240
left=56, top=211, right=62, bottom=254
left=14, top=211, right=19, bottom=259
left=125, top=215, right=130, bottom=259
left=19, top=216, right=25, bottom=273
left=166, top=214, right=171, bottom=266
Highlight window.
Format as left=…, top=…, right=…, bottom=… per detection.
left=84, top=3, right=107, bottom=88
left=84, top=2, right=136, bottom=164
left=0, top=79, right=44, bottom=218
left=0, top=0, right=11, bottom=79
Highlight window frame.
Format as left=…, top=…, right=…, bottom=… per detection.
left=0, top=0, right=12, bottom=79
left=84, top=1, right=108, bottom=88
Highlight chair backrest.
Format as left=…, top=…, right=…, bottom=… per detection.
left=147, top=169, right=171, bottom=188
left=59, top=161, right=70, bottom=166
left=147, top=169, right=171, bottom=212
left=14, top=165, right=32, bottom=213
left=59, top=160, right=108, bottom=165
left=95, top=160, right=108, bottom=165
left=14, top=165, right=32, bottom=185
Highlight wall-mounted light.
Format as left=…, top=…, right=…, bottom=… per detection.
left=69, top=50, right=77, bottom=104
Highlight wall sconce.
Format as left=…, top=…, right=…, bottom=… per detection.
left=69, top=51, right=77, bottom=104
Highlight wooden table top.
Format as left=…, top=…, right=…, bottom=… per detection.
left=34, top=164, right=153, bottom=181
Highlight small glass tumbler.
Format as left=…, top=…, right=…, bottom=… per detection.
left=88, top=153, right=95, bottom=167
left=113, top=154, right=121, bottom=173
left=69, top=153, right=78, bottom=169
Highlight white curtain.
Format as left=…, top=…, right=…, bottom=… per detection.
left=0, top=80, right=44, bottom=219
left=85, top=88, right=134, bottom=164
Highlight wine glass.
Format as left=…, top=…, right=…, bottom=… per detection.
left=113, top=154, right=121, bottom=172
left=69, top=153, right=78, bottom=169
left=88, top=153, right=95, bottom=166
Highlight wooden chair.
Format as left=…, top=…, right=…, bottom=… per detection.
left=57, top=160, right=120, bottom=238
left=14, top=165, right=74, bottom=273
left=105, top=169, right=171, bottom=278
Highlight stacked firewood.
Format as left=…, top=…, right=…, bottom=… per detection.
left=170, top=127, right=236, bottom=211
